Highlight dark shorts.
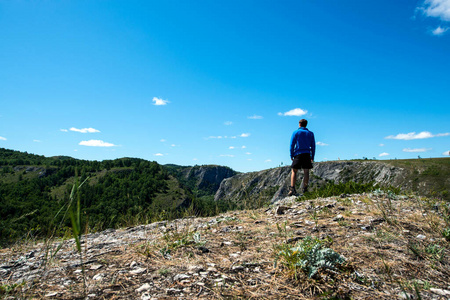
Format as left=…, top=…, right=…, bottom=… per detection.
left=291, top=153, right=313, bottom=170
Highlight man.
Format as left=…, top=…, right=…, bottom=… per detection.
left=288, top=119, right=315, bottom=196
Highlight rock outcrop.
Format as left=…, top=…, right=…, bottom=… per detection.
left=179, top=165, right=237, bottom=194
left=215, top=161, right=410, bottom=203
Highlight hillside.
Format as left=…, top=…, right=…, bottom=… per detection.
left=1, top=148, right=449, bottom=247
left=1, top=191, right=449, bottom=299
left=0, top=148, right=236, bottom=246
left=215, top=158, right=450, bottom=204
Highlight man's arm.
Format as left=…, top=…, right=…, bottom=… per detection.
left=290, top=131, right=296, bottom=159
left=310, top=132, right=316, bottom=161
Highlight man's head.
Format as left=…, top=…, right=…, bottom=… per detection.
left=299, top=119, right=308, bottom=127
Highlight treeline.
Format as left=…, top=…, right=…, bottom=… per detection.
left=0, top=148, right=238, bottom=246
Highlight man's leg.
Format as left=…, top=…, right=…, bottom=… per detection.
left=291, top=168, right=298, bottom=187
left=288, top=168, right=298, bottom=196
left=301, top=168, right=310, bottom=193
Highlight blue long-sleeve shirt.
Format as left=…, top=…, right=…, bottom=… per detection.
left=290, top=127, right=316, bottom=160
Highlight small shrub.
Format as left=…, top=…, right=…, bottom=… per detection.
left=274, top=236, right=345, bottom=278
left=442, top=228, right=450, bottom=241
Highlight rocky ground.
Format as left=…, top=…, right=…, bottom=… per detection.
left=1, top=191, right=449, bottom=299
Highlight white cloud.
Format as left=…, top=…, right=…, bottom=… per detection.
left=403, top=148, right=432, bottom=152
left=229, top=146, right=235, bottom=149
left=220, top=154, right=234, bottom=157
left=240, top=133, right=250, bottom=137
left=316, top=141, right=329, bottom=146
left=171, top=144, right=176, bottom=147
left=60, top=129, right=68, bottom=132
left=385, top=131, right=450, bottom=140
left=79, top=140, right=116, bottom=147
left=278, top=108, right=308, bottom=117
left=33, top=140, right=41, bottom=143
left=248, top=115, right=263, bottom=119
left=152, top=97, right=169, bottom=106
left=242, top=146, right=246, bottom=149
left=245, top=152, right=252, bottom=155
left=443, top=150, right=450, bottom=155
left=154, top=153, right=164, bottom=156
left=379, top=143, right=385, bottom=147
left=0, top=136, right=6, bottom=141
left=193, top=158, right=198, bottom=161
left=70, top=127, right=100, bottom=133
left=160, top=139, right=166, bottom=142
left=379, top=152, right=390, bottom=157
left=420, top=0, right=450, bottom=21
left=224, top=121, right=233, bottom=125
left=432, top=25, right=449, bottom=35
left=265, top=159, right=272, bottom=162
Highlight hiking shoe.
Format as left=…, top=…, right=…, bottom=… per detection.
left=302, top=186, right=308, bottom=194
left=288, top=186, right=297, bottom=196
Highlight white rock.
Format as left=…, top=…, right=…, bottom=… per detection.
left=173, top=274, right=190, bottom=281
left=416, top=234, right=426, bottom=240
left=93, top=273, right=104, bottom=281
left=45, top=292, right=58, bottom=297
left=430, top=288, right=450, bottom=296
left=136, top=283, right=151, bottom=292
left=141, top=292, right=151, bottom=300
left=130, top=267, right=146, bottom=274
left=90, top=264, right=102, bottom=270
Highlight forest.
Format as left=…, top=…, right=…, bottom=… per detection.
left=0, top=148, right=236, bottom=246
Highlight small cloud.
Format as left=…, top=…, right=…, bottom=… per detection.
left=33, top=140, right=42, bottom=143
left=152, top=97, right=169, bottom=106
left=220, top=154, right=234, bottom=157
left=60, top=129, right=68, bottom=132
left=385, top=131, right=449, bottom=140
left=160, top=139, right=166, bottom=142
left=403, top=148, right=432, bottom=153
left=171, top=144, right=176, bottom=147
left=0, top=136, right=6, bottom=141
left=265, top=159, right=272, bottom=162
left=432, top=26, right=449, bottom=35
left=70, top=127, right=100, bottom=133
left=208, top=136, right=224, bottom=139
left=79, top=140, right=116, bottom=147
left=224, top=121, right=233, bottom=125
left=316, top=141, right=329, bottom=146
left=240, top=133, right=250, bottom=138
left=419, top=0, right=450, bottom=22
left=443, top=150, right=450, bottom=156
left=154, top=153, right=164, bottom=156
left=379, top=152, right=390, bottom=157
left=379, top=143, right=385, bottom=147
left=245, top=152, right=252, bottom=155
left=229, top=146, right=235, bottom=149
left=242, top=146, right=246, bottom=149
left=193, top=158, right=198, bottom=161
left=278, top=108, right=307, bottom=117
left=248, top=115, right=263, bottom=119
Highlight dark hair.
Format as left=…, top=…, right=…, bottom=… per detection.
left=299, top=119, right=308, bottom=127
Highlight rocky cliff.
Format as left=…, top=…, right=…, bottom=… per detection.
left=172, top=164, right=237, bottom=195
left=214, top=160, right=446, bottom=203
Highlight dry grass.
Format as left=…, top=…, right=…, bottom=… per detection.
left=1, top=192, right=449, bottom=299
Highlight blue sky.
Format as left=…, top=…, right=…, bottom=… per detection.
left=0, top=0, right=449, bottom=172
